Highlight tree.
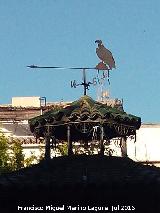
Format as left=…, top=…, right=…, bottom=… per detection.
left=57, top=143, right=68, bottom=156
left=24, top=152, right=38, bottom=167
left=0, top=132, right=41, bottom=174
left=0, top=133, right=10, bottom=174
left=9, top=139, right=25, bottom=171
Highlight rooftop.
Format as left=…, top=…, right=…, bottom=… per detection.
left=29, top=95, right=141, bottom=140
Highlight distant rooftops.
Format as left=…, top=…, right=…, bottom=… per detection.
left=0, top=96, right=72, bottom=109
left=12, top=96, right=41, bottom=108
left=0, top=96, right=123, bottom=109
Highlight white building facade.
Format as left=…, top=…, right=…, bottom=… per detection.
left=1, top=122, right=160, bottom=166
left=127, top=123, right=160, bottom=166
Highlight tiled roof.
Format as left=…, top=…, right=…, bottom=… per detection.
left=29, top=96, right=141, bottom=139
left=1, top=123, right=33, bottom=137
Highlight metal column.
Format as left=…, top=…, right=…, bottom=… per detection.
left=67, top=125, right=73, bottom=155
left=45, top=136, right=51, bottom=160
left=45, top=126, right=51, bottom=160
left=121, top=136, right=128, bottom=157
left=100, top=126, right=104, bottom=155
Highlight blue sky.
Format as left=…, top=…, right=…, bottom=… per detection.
left=0, top=0, right=160, bottom=123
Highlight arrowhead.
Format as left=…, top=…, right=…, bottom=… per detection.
left=27, top=65, right=38, bottom=68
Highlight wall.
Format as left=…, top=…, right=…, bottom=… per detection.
left=127, top=124, right=160, bottom=164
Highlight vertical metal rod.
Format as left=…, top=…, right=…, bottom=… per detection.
left=121, top=136, right=128, bottom=157
left=67, top=125, right=73, bottom=155
left=83, top=69, right=87, bottom=96
left=45, top=136, right=51, bottom=160
left=100, top=126, right=104, bottom=155
left=39, top=97, right=46, bottom=115
left=45, top=126, right=51, bottom=160
left=135, top=132, right=137, bottom=142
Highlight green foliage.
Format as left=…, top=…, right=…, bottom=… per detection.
left=9, top=139, right=25, bottom=171
left=24, top=152, right=38, bottom=167
left=0, top=132, right=43, bottom=174
left=57, top=143, right=68, bottom=156
left=0, top=133, right=10, bottom=174
left=38, top=145, right=45, bottom=161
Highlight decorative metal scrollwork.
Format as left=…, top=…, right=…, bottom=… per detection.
left=92, top=125, right=100, bottom=141
left=113, top=138, right=121, bottom=148
left=68, top=113, right=79, bottom=121
left=80, top=113, right=89, bottom=121
left=92, top=70, right=110, bottom=86
left=90, top=113, right=100, bottom=120
left=74, top=122, right=92, bottom=134
left=114, top=124, right=129, bottom=135
left=44, top=125, right=55, bottom=137
left=128, top=135, right=135, bottom=141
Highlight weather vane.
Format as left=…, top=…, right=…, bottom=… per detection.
left=27, top=40, right=116, bottom=96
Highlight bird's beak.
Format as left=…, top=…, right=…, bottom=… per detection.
left=95, top=40, right=102, bottom=44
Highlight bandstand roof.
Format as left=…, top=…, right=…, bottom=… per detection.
left=29, top=96, right=141, bottom=140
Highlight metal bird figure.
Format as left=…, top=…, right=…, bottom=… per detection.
left=95, top=40, right=116, bottom=70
